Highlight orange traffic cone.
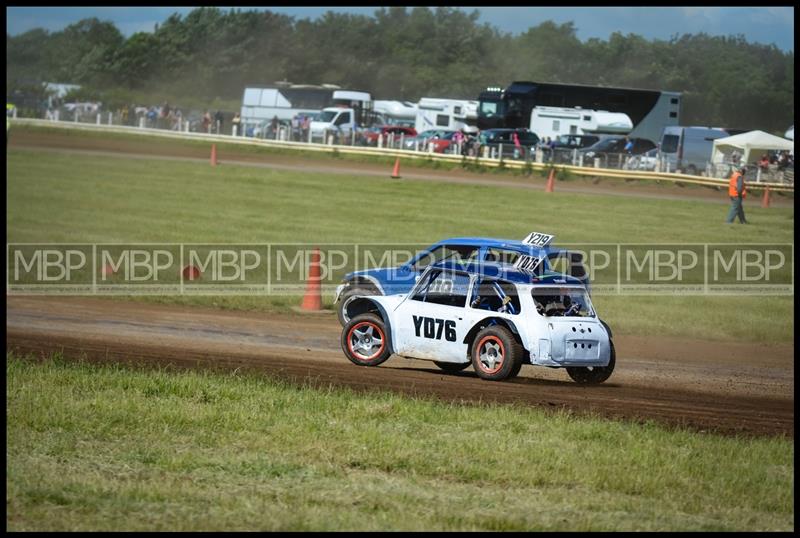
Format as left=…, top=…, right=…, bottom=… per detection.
left=300, top=247, right=322, bottom=311
left=545, top=168, right=555, bottom=193
left=210, top=144, right=218, bottom=166
left=761, top=186, right=771, bottom=208
left=391, top=157, right=401, bottom=178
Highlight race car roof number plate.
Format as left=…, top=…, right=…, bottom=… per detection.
left=522, top=232, right=555, bottom=247
left=513, top=254, right=542, bottom=274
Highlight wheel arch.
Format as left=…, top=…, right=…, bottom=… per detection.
left=599, top=318, right=613, bottom=339
left=463, top=317, right=523, bottom=348
left=347, top=275, right=385, bottom=295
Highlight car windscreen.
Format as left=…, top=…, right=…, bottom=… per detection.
left=318, top=111, right=337, bottom=122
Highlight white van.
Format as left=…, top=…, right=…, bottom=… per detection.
left=659, top=126, right=730, bottom=175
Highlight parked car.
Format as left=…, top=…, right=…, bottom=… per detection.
left=362, top=125, right=417, bottom=146
left=403, top=129, right=458, bottom=152
left=623, top=147, right=659, bottom=171
left=339, top=259, right=615, bottom=383
left=477, top=128, right=540, bottom=159
left=551, top=133, right=603, bottom=150
left=579, top=136, right=656, bottom=167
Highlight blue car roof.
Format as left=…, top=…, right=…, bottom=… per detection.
left=428, top=259, right=584, bottom=286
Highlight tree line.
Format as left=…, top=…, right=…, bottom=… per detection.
left=6, top=7, right=794, bottom=134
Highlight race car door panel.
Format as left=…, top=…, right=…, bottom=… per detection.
left=392, top=269, right=473, bottom=363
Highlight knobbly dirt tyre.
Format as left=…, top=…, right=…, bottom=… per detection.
left=508, top=358, right=524, bottom=378
left=566, top=340, right=616, bottom=384
left=470, top=325, right=522, bottom=381
left=341, top=313, right=391, bottom=367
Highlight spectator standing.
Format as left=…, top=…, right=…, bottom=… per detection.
left=758, top=153, right=770, bottom=171
left=512, top=131, right=523, bottom=159
left=623, top=136, right=634, bottom=154
left=202, top=110, right=211, bottom=133
left=725, top=165, right=749, bottom=224
left=232, top=112, right=241, bottom=136
left=453, top=129, right=465, bottom=153
left=776, top=151, right=792, bottom=171
left=147, top=106, right=157, bottom=128
left=301, top=114, right=310, bottom=141
left=214, top=110, right=224, bottom=134
left=270, top=115, right=279, bottom=139
left=161, top=101, right=170, bottom=129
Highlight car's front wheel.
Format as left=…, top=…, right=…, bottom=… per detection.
left=341, top=313, right=391, bottom=367
left=566, top=340, right=616, bottom=384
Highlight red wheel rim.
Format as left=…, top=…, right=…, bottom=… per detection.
left=476, top=335, right=505, bottom=374
left=347, top=321, right=386, bottom=362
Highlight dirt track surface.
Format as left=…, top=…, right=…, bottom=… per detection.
left=6, top=296, right=793, bottom=438
left=10, top=127, right=794, bottom=206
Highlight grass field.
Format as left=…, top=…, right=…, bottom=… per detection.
left=6, top=144, right=794, bottom=343
left=6, top=354, right=793, bottom=531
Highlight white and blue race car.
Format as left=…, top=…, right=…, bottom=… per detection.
left=334, top=232, right=589, bottom=325
left=340, top=257, right=615, bottom=383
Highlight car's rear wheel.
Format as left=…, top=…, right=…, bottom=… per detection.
left=470, top=326, right=522, bottom=381
left=341, top=313, right=391, bottom=367
left=434, top=361, right=470, bottom=373
left=566, top=340, right=616, bottom=384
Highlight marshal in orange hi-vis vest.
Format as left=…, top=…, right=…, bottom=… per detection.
left=728, top=172, right=747, bottom=198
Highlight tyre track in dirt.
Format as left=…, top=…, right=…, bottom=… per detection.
left=6, top=296, right=793, bottom=438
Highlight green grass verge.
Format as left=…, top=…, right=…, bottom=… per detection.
left=6, top=354, right=793, bottom=531
left=6, top=146, right=794, bottom=342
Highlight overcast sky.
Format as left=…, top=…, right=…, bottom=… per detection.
left=5, top=6, right=795, bottom=52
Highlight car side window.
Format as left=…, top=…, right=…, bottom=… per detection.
left=412, top=270, right=470, bottom=308
left=470, top=278, right=521, bottom=315
left=484, top=248, right=520, bottom=265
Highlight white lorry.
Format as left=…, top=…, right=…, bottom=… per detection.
left=309, top=90, right=374, bottom=142
left=529, top=105, right=633, bottom=140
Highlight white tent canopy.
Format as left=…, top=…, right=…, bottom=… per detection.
left=711, top=130, right=794, bottom=164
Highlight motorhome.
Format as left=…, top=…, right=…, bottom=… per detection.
left=373, top=100, right=418, bottom=126
left=659, top=126, right=730, bottom=175
left=529, top=106, right=633, bottom=139
left=414, top=98, right=478, bottom=134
